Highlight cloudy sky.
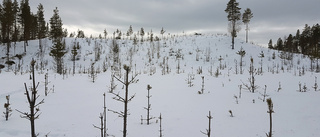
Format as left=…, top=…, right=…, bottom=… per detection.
left=29, top=0, right=319, bottom=46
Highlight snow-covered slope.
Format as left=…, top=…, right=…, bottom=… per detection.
left=0, top=34, right=319, bottom=137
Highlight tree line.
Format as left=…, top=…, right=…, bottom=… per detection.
left=0, top=0, right=65, bottom=51
left=269, top=24, right=320, bottom=57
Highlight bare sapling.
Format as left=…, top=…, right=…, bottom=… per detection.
left=108, top=65, right=138, bottom=137
left=313, top=76, right=318, bottom=91
left=4, top=95, right=12, bottom=121
left=198, top=76, right=205, bottom=94
left=228, top=110, right=234, bottom=117
left=201, top=111, right=213, bottom=137
left=16, top=59, right=45, bottom=137
left=236, top=47, right=246, bottom=74
left=259, top=85, right=269, bottom=102
left=242, top=57, right=258, bottom=93
left=141, top=84, right=156, bottom=125
left=93, top=93, right=109, bottom=137
left=159, top=113, right=163, bottom=137
left=266, top=98, right=274, bottom=137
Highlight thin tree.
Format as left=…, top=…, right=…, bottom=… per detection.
left=93, top=93, right=108, bottom=137
left=142, top=84, right=155, bottom=125
left=236, top=47, right=246, bottom=74
left=71, top=42, right=78, bottom=75
left=4, top=95, right=12, bottom=121
left=242, top=8, right=253, bottom=43
left=266, top=98, right=274, bottom=137
left=201, top=111, right=213, bottom=137
left=109, top=65, right=138, bottom=137
left=159, top=113, right=163, bottom=137
left=140, top=27, right=145, bottom=42
left=16, top=59, right=44, bottom=137
left=225, top=0, right=241, bottom=49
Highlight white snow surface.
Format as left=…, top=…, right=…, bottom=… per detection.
left=0, top=34, right=320, bottom=137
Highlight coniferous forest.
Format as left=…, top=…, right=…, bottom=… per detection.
left=0, top=0, right=320, bottom=137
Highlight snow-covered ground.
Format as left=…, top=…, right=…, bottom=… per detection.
left=0, top=34, right=319, bottom=137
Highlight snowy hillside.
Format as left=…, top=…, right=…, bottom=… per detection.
left=0, top=34, right=319, bottom=137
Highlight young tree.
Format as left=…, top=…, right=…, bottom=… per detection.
left=142, top=84, right=155, bottom=125
left=266, top=98, right=274, bottom=137
left=109, top=65, right=138, bottom=137
left=71, top=42, right=79, bottom=75
left=126, top=25, right=133, bottom=39
left=268, top=39, right=273, bottom=49
left=159, top=113, right=163, bottom=137
left=49, top=7, right=63, bottom=43
left=16, top=59, right=44, bottom=137
left=236, top=47, right=246, bottom=74
left=225, top=0, right=241, bottom=49
left=103, top=28, right=108, bottom=39
left=140, top=27, right=145, bottom=42
left=4, top=95, right=12, bottom=121
left=49, top=39, right=67, bottom=74
left=160, top=27, right=165, bottom=39
left=242, top=8, right=253, bottom=43
left=201, top=111, right=213, bottom=137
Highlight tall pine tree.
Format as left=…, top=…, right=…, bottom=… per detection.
left=242, top=8, right=253, bottom=43
left=37, top=3, right=46, bottom=52
left=225, top=0, right=241, bottom=49
left=19, top=0, right=31, bottom=52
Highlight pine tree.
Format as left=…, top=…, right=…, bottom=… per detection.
left=37, top=3, right=46, bottom=52
left=19, top=0, right=32, bottom=52
left=1, top=0, right=15, bottom=62
left=49, top=7, right=63, bottom=43
left=225, top=0, right=241, bottom=49
left=11, top=0, right=19, bottom=43
left=268, top=39, right=273, bottom=49
left=242, top=8, right=253, bottom=43
left=140, top=27, right=145, bottom=42
left=266, top=98, right=274, bottom=137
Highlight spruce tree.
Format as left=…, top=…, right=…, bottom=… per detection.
left=225, top=0, right=241, bottom=49
left=19, top=0, right=31, bottom=52
left=50, top=39, right=67, bottom=74
left=37, top=3, right=46, bottom=52
left=1, top=0, right=15, bottom=62
left=49, top=7, right=63, bottom=43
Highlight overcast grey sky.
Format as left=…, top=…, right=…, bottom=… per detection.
left=29, top=0, right=319, bottom=46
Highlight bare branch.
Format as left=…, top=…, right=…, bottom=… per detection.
left=113, top=75, right=125, bottom=85
left=108, top=109, right=124, bottom=117
left=128, top=94, right=136, bottom=102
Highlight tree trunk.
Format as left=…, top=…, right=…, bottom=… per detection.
left=269, top=112, right=272, bottom=137
left=246, top=24, right=249, bottom=43
left=123, top=68, right=129, bottom=137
